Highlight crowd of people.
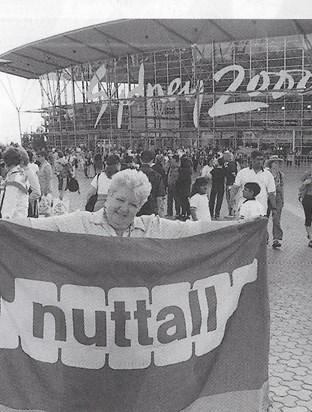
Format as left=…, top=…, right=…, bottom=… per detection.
left=0, top=143, right=312, bottom=248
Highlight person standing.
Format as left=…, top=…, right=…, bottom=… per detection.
left=209, top=157, right=226, bottom=220
left=266, top=155, right=284, bottom=249
left=223, top=151, right=238, bottom=216
left=93, top=152, right=103, bottom=176
left=190, top=177, right=211, bottom=221
left=175, top=156, right=192, bottom=220
left=0, top=147, right=29, bottom=219
left=86, top=154, right=121, bottom=212
left=230, top=150, right=276, bottom=221
left=152, top=154, right=167, bottom=191
left=166, top=155, right=180, bottom=218
left=55, top=152, right=71, bottom=200
left=17, top=147, right=41, bottom=218
left=137, top=150, right=166, bottom=217
left=37, top=150, right=53, bottom=200
left=299, top=163, right=312, bottom=247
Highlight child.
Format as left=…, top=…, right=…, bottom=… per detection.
left=190, top=177, right=211, bottom=221
left=239, top=182, right=265, bottom=220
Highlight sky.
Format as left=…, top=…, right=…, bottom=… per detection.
left=1, top=0, right=312, bottom=145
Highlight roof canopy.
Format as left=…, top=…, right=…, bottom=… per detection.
left=1, top=19, right=312, bottom=79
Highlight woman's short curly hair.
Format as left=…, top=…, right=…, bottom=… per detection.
left=108, top=169, right=151, bottom=207
left=3, top=147, right=22, bottom=167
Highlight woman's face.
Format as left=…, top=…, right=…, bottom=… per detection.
left=105, top=186, right=142, bottom=232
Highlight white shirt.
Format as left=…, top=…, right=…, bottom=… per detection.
left=91, top=172, right=111, bottom=195
left=1, top=166, right=29, bottom=219
left=190, top=193, right=211, bottom=221
left=239, top=199, right=265, bottom=220
left=234, top=167, right=276, bottom=212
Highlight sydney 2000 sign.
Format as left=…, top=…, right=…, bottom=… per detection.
left=87, top=62, right=312, bottom=128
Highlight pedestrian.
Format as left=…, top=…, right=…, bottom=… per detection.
left=209, top=157, right=226, bottom=220
left=200, top=156, right=213, bottom=180
left=137, top=150, right=166, bottom=217
left=230, top=150, right=277, bottom=219
left=55, top=152, right=72, bottom=200
left=37, top=150, right=53, bottom=215
left=175, top=156, right=192, bottom=220
left=266, top=155, right=284, bottom=249
left=152, top=154, right=167, bottom=190
left=190, top=177, right=211, bottom=221
left=223, top=151, right=238, bottom=216
left=166, top=154, right=180, bottom=217
left=93, top=152, right=103, bottom=176
left=86, top=154, right=121, bottom=212
left=27, top=150, right=39, bottom=176
left=299, top=163, right=312, bottom=247
left=286, top=151, right=294, bottom=167
left=84, top=151, right=93, bottom=178
left=0, top=147, right=29, bottom=219
left=17, top=147, right=41, bottom=218
left=238, top=182, right=265, bottom=220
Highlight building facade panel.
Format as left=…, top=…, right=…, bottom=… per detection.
left=39, top=33, right=312, bottom=152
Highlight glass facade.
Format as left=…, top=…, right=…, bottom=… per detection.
left=40, top=32, right=312, bottom=152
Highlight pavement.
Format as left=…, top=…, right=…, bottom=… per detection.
left=52, top=164, right=312, bottom=411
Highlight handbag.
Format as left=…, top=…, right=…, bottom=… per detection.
left=85, top=174, right=100, bottom=212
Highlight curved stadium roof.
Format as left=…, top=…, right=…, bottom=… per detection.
left=0, top=18, right=311, bottom=79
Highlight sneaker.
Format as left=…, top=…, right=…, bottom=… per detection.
left=272, top=240, right=282, bottom=249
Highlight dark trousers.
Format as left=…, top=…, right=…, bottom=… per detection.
left=209, top=187, right=224, bottom=218
left=167, top=185, right=180, bottom=216
left=302, top=194, right=312, bottom=227
left=178, top=196, right=190, bottom=217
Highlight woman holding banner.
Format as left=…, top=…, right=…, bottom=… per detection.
left=10, top=169, right=241, bottom=238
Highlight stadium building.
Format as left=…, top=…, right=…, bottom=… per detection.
left=1, top=19, right=312, bottom=154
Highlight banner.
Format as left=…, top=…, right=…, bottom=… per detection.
left=0, top=218, right=269, bottom=412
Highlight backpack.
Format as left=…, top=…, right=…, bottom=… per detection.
left=67, top=177, right=80, bottom=193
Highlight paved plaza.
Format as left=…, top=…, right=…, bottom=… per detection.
left=53, top=163, right=312, bottom=411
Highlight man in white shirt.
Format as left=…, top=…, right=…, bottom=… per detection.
left=229, top=150, right=277, bottom=217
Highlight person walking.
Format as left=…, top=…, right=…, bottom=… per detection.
left=266, top=155, right=284, bottom=249
left=209, top=157, right=226, bottom=220
left=299, top=163, right=312, bottom=247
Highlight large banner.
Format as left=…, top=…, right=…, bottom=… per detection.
left=0, top=218, right=269, bottom=412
